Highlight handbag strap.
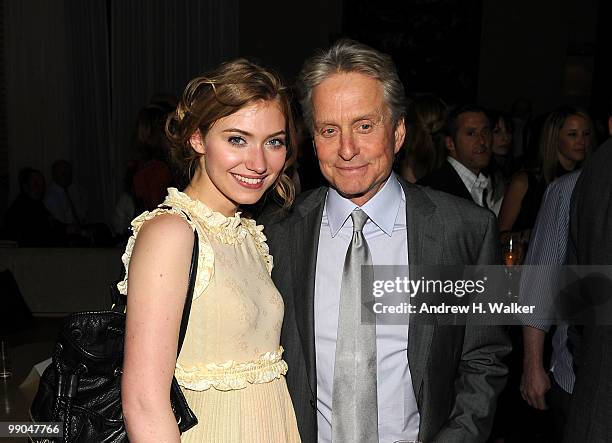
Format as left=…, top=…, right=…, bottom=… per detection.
left=177, top=221, right=198, bottom=356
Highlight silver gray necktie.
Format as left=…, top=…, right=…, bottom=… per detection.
left=332, top=208, right=378, bottom=442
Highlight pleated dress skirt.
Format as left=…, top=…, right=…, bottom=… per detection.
left=180, top=375, right=300, bottom=443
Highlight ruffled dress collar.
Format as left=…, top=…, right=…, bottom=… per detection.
left=163, top=187, right=249, bottom=245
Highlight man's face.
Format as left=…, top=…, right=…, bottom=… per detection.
left=446, top=111, right=492, bottom=175
left=311, top=72, right=405, bottom=206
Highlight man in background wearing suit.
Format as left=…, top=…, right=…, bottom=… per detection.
left=262, top=40, right=509, bottom=443
left=419, top=105, right=494, bottom=210
left=563, top=110, right=612, bottom=443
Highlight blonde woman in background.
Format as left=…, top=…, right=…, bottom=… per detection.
left=498, top=105, right=595, bottom=243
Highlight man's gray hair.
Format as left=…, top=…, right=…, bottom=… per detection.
left=298, top=39, right=407, bottom=133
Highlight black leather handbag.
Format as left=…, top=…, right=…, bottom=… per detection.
left=31, top=215, right=199, bottom=442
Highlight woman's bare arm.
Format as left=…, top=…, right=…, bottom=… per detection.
left=121, top=214, right=194, bottom=443
left=498, top=171, right=529, bottom=232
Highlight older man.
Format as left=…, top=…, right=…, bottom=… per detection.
left=262, top=40, right=509, bottom=443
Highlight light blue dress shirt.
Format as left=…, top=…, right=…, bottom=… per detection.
left=314, top=174, right=420, bottom=442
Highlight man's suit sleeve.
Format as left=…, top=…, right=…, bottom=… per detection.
left=434, top=211, right=511, bottom=442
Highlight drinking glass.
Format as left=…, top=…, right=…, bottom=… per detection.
left=502, top=233, right=524, bottom=299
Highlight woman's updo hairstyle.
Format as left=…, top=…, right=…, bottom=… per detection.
left=166, top=58, right=297, bottom=207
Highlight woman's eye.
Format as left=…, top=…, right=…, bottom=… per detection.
left=266, top=138, right=286, bottom=148
left=228, top=136, right=246, bottom=145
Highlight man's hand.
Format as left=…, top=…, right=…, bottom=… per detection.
left=520, top=363, right=551, bottom=410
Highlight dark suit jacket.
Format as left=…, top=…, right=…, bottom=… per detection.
left=261, top=178, right=510, bottom=443
left=418, top=160, right=473, bottom=202
left=564, top=139, right=612, bottom=443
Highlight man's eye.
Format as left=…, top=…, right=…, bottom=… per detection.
left=228, top=136, right=247, bottom=145
left=356, top=122, right=373, bottom=133
left=321, top=128, right=336, bottom=137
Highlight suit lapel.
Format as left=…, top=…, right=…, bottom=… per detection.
left=401, top=180, right=441, bottom=402
left=444, top=161, right=473, bottom=201
left=293, top=182, right=442, bottom=404
left=293, top=188, right=327, bottom=395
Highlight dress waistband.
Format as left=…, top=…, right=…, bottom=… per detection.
left=175, top=346, right=288, bottom=392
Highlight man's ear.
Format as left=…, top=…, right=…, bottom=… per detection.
left=189, top=130, right=205, bottom=155
left=393, top=118, right=406, bottom=154
left=608, top=116, right=612, bottom=137
left=445, top=135, right=456, bottom=156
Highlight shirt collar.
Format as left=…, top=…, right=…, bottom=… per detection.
left=325, top=173, right=403, bottom=237
left=447, top=156, right=488, bottom=190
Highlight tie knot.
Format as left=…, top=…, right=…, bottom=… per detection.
left=350, top=208, right=369, bottom=232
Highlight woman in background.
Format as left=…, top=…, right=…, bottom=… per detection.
left=399, top=95, right=448, bottom=183
left=121, top=59, right=301, bottom=442
left=485, top=110, right=515, bottom=216
left=498, top=105, right=594, bottom=242
left=488, top=110, right=515, bottom=182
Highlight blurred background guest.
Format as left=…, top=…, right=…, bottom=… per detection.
left=488, top=110, right=516, bottom=182
left=481, top=110, right=516, bottom=219
left=398, top=94, right=448, bottom=183
left=519, top=170, right=581, bottom=443
left=419, top=104, right=501, bottom=213
left=44, top=159, right=88, bottom=227
left=131, top=98, right=176, bottom=211
left=3, top=168, right=62, bottom=246
left=110, top=161, right=138, bottom=244
left=498, top=105, right=595, bottom=245
left=288, top=101, right=326, bottom=195
left=564, top=105, right=612, bottom=443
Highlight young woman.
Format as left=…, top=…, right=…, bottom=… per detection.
left=120, top=59, right=301, bottom=442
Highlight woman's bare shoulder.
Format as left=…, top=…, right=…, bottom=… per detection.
left=137, top=212, right=194, bottom=246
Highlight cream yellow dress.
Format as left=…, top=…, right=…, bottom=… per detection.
left=118, top=188, right=301, bottom=443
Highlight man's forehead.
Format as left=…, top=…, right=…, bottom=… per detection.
left=314, top=108, right=386, bottom=126
left=458, top=111, right=489, bottom=127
